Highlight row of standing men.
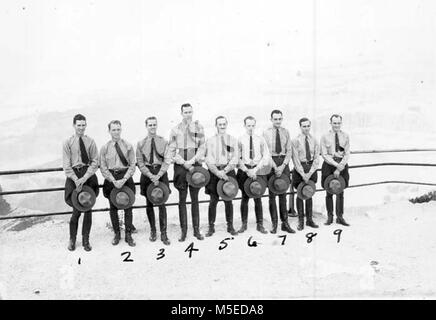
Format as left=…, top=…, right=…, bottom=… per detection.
left=63, top=104, right=350, bottom=251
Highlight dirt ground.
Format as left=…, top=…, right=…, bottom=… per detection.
left=1, top=197, right=436, bottom=300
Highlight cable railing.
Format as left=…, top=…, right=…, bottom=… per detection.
left=0, top=148, right=435, bottom=221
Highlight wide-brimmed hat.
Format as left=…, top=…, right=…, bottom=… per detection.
left=186, top=166, right=210, bottom=188
left=243, top=177, right=267, bottom=198
left=110, top=185, right=136, bottom=210
left=71, top=185, right=96, bottom=212
left=296, top=180, right=316, bottom=200
left=146, top=182, right=170, bottom=206
left=268, top=174, right=291, bottom=195
left=217, top=176, right=239, bottom=201
left=323, top=175, right=346, bottom=194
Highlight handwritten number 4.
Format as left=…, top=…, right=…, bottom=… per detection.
left=185, top=242, right=199, bottom=258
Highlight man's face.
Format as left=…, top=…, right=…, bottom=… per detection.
left=109, top=123, right=122, bottom=140
left=271, top=112, right=283, bottom=128
left=330, top=116, right=342, bottom=132
left=216, top=118, right=227, bottom=134
left=146, top=119, right=158, bottom=135
left=300, top=120, right=311, bottom=135
left=244, top=119, right=256, bottom=135
left=181, top=106, right=193, bottom=121
left=73, top=120, right=87, bottom=135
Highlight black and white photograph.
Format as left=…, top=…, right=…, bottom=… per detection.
left=0, top=0, right=435, bottom=304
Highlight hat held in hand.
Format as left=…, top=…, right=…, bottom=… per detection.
left=186, top=166, right=210, bottom=188
left=297, top=180, right=316, bottom=200
left=110, top=185, right=136, bottom=209
left=146, top=182, right=170, bottom=206
left=71, top=185, right=97, bottom=212
left=217, top=176, right=239, bottom=201
left=323, top=175, right=346, bottom=194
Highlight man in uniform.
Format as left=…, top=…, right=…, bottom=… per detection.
left=136, top=116, right=171, bottom=245
left=292, top=117, right=320, bottom=230
left=168, top=103, right=206, bottom=241
left=263, top=110, right=295, bottom=234
left=320, top=114, right=351, bottom=226
left=204, top=116, right=239, bottom=237
left=236, top=116, right=271, bottom=234
left=63, top=114, right=99, bottom=251
left=100, top=120, right=137, bottom=246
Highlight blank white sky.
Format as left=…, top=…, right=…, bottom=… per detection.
left=0, top=0, right=435, bottom=120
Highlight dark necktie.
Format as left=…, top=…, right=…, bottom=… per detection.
left=275, top=128, right=282, bottom=154
left=79, top=136, right=90, bottom=165
left=150, top=137, right=155, bottom=164
left=115, top=141, right=129, bottom=166
left=249, top=135, right=254, bottom=160
left=335, top=132, right=340, bottom=152
left=305, top=136, right=311, bottom=162
left=221, top=135, right=226, bottom=156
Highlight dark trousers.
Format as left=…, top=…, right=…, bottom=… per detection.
left=65, top=166, right=99, bottom=240
left=70, top=209, right=92, bottom=239
left=241, top=193, right=263, bottom=224
left=321, top=160, right=350, bottom=217
left=178, top=186, right=201, bottom=231
left=237, top=169, right=265, bottom=224
left=292, top=162, right=318, bottom=219
left=140, top=165, right=170, bottom=234
left=109, top=203, right=133, bottom=234
left=208, top=194, right=234, bottom=226
left=103, top=169, right=136, bottom=234
left=267, top=156, right=290, bottom=225
left=206, top=168, right=236, bottom=227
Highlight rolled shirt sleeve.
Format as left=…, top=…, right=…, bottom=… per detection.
left=83, top=139, right=99, bottom=180
left=62, top=140, right=78, bottom=182
left=99, top=144, right=115, bottom=182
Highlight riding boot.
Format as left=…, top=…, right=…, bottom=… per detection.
left=82, top=235, right=92, bottom=251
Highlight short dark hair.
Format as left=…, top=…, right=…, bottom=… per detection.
left=108, top=120, right=121, bottom=130
left=330, top=114, right=342, bottom=122
left=145, top=116, right=157, bottom=126
left=270, top=110, right=282, bottom=118
left=299, top=117, right=311, bottom=126
left=73, top=114, right=86, bottom=124
left=244, top=116, right=256, bottom=125
left=215, top=116, right=227, bottom=125
left=181, top=103, right=192, bottom=112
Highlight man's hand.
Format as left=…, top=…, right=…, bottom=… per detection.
left=334, top=169, right=340, bottom=178
left=75, top=177, right=85, bottom=192
left=336, top=163, right=345, bottom=171
left=275, top=165, right=284, bottom=177
left=218, top=170, right=229, bottom=181
left=151, top=175, right=160, bottom=186
left=183, top=160, right=193, bottom=170
left=302, top=173, right=310, bottom=183
left=113, top=179, right=122, bottom=189
left=247, top=169, right=257, bottom=180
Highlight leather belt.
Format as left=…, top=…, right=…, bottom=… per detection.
left=146, top=164, right=161, bottom=170
left=109, top=168, right=128, bottom=174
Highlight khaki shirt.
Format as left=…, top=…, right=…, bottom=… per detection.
left=168, top=120, right=206, bottom=163
left=238, top=133, right=272, bottom=175
left=100, top=139, right=136, bottom=182
left=62, top=134, right=99, bottom=182
left=262, top=126, right=292, bottom=168
left=320, top=130, right=350, bottom=166
left=205, top=133, right=239, bottom=175
left=292, top=133, right=320, bottom=176
left=136, top=134, right=171, bottom=177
